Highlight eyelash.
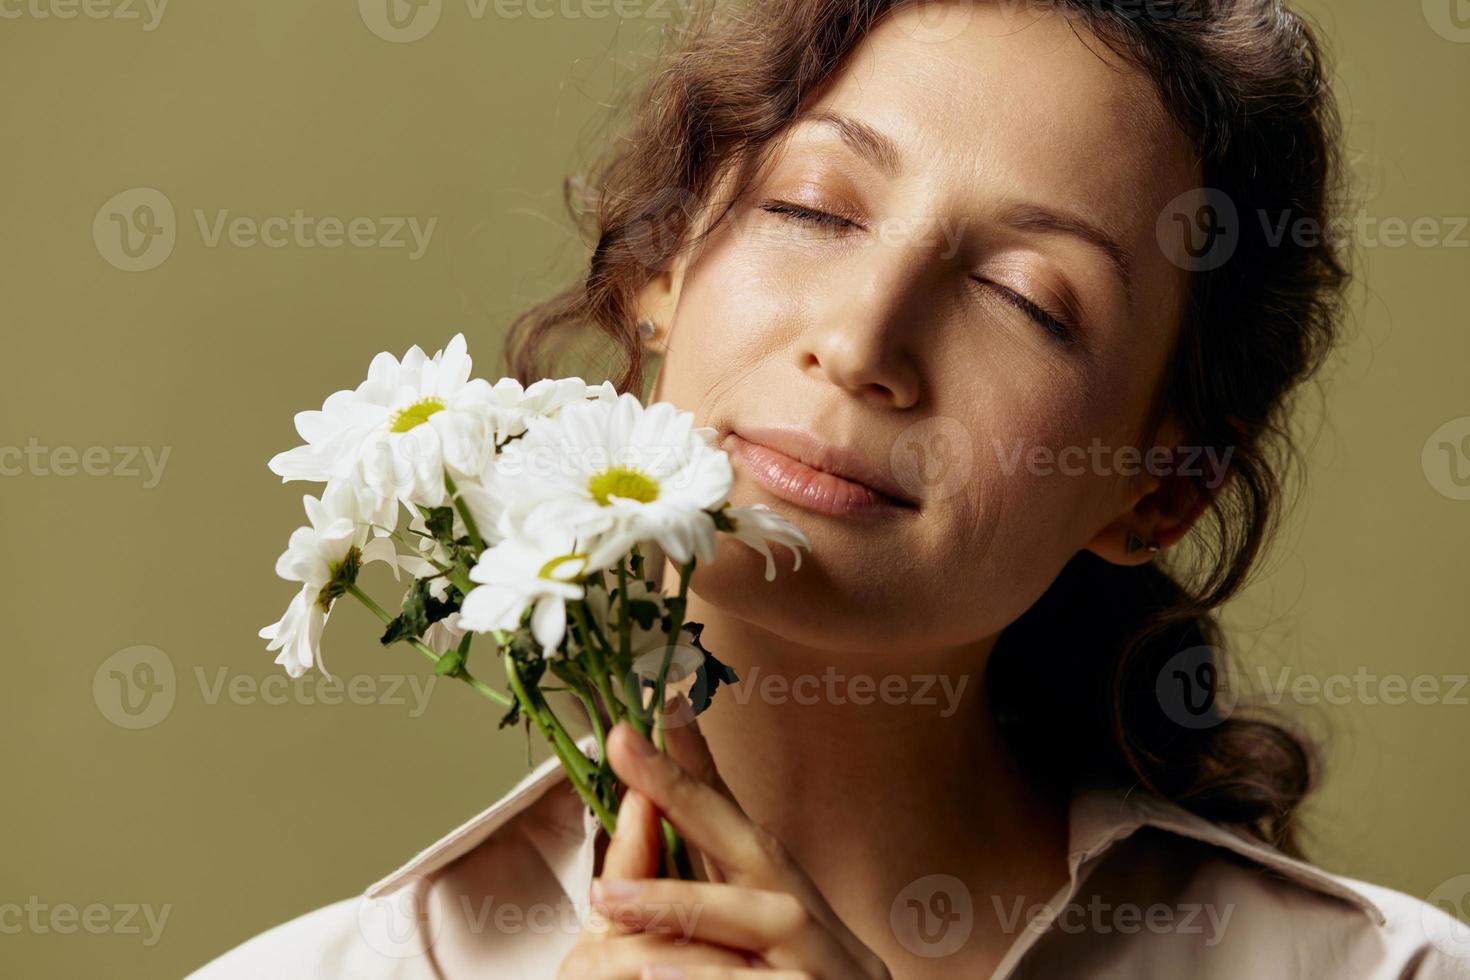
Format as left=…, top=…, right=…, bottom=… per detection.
left=974, top=279, right=1077, bottom=345
left=759, top=199, right=861, bottom=230
left=760, top=198, right=1079, bottom=346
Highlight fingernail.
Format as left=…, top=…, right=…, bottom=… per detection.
left=590, top=877, right=642, bottom=903
left=642, top=967, right=686, bottom=980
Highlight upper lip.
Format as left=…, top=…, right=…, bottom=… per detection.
left=729, top=424, right=921, bottom=508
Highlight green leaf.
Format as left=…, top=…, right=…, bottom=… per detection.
left=380, top=577, right=461, bottom=647
left=686, top=621, right=737, bottom=714
left=315, top=546, right=363, bottom=612
left=434, top=636, right=468, bottom=676
left=627, top=598, right=661, bottom=631
left=420, top=505, right=457, bottom=545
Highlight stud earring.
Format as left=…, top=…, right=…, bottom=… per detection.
left=636, top=317, right=657, bottom=341
left=1126, top=531, right=1161, bottom=556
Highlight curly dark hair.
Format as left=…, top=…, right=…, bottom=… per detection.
left=501, top=0, right=1355, bottom=859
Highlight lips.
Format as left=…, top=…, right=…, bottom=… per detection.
left=727, top=426, right=920, bottom=517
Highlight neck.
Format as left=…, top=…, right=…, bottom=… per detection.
left=674, top=580, right=1072, bottom=971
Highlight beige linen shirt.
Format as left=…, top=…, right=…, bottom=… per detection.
left=189, top=734, right=1469, bottom=978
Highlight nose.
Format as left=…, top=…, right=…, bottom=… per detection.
left=795, top=242, right=928, bottom=410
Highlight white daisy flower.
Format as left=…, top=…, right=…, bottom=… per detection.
left=422, top=611, right=467, bottom=657
left=267, top=333, right=501, bottom=510
left=479, top=376, right=608, bottom=445
left=458, top=528, right=591, bottom=657
left=491, top=392, right=733, bottom=571
left=260, top=480, right=396, bottom=678
left=720, top=504, right=811, bottom=582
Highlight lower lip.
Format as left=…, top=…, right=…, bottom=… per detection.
left=727, top=432, right=915, bottom=517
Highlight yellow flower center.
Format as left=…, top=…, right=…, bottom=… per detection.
left=587, top=466, right=659, bottom=506
left=390, top=397, right=446, bottom=433
left=538, top=552, right=590, bottom=581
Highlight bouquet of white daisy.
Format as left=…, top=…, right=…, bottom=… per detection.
left=259, top=333, right=808, bottom=879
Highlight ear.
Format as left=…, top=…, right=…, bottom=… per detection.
left=1083, top=417, right=1221, bottom=566
left=633, top=250, right=690, bottom=359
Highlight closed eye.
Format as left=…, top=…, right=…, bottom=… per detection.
left=759, top=200, right=861, bottom=230
left=973, top=278, right=1078, bottom=346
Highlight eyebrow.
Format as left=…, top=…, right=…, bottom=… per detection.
left=796, top=109, right=904, bottom=179
left=790, top=110, right=1136, bottom=304
left=996, top=202, right=1136, bottom=306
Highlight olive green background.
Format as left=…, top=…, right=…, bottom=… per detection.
left=1, top=2, right=1466, bottom=977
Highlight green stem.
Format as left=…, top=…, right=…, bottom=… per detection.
left=651, top=558, right=696, bottom=752
left=568, top=683, right=607, bottom=764
left=569, top=601, right=627, bottom=727
left=662, top=818, right=697, bottom=880
left=504, top=650, right=617, bottom=834
left=443, top=472, right=485, bottom=555
left=615, top=563, right=651, bottom=736
left=346, top=584, right=512, bottom=708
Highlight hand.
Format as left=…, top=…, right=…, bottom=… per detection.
left=556, top=696, right=892, bottom=980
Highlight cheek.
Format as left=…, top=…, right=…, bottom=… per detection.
left=654, top=242, right=796, bottom=414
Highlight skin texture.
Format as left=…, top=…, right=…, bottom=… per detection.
left=560, top=2, right=1212, bottom=977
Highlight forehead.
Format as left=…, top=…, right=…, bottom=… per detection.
left=795, top=2, right=1197, bottom=240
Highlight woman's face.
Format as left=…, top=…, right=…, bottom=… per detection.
left=648, top=1, right=1203, bottom=657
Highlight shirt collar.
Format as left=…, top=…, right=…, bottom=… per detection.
left=364, top=733, right=1385, bottom=929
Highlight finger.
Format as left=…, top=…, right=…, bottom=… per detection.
left=660, top=693, right=737, bottom=807
left=592, top=878, right=854, bottom=975
left=591, top=878, right=805, bottom=951
left=603, top=788, right=662, bottom=882
left=559, top=932, right=749, bottom=980
left=606, top=722, right=785, bottom=886
left=664, top=970, right=810, bottom=980
left=658, top=694, right=732, bottom=884
left=586, top=788, right=662, bottom=940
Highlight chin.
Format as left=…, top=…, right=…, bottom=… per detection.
left=685, top=533, right=937, bottom=657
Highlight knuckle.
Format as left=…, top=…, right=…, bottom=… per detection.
left=754, top=825, right=791, bottom=865
left=765, top=890, right=809, bottom=935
